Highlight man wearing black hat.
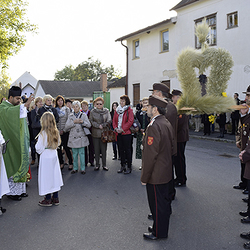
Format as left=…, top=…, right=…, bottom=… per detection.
left=172, top=90, right=189, bottom=187
left=141, top=95, right=174, bottom=240
left=150, top=83, right=178, bottom=156
left=0, top=86, right=34, bottom=200
left=235, top=86, right=250, bottom=194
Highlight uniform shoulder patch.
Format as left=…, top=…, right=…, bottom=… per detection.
left=147, top=136, right=154, bottom=145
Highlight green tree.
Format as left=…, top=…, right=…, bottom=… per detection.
left=54, top=57, right=122, bottom=81
left=0, top=0, right=37, bottom=68
left=0, top=70, right=11, bottom=101
left=54, top=64, right=75, bottom=81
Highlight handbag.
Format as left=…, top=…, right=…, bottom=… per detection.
left=126, top=110, right=141, bottom=134
left=101, top=125, right=116, bottom=143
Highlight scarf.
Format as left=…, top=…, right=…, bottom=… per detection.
left=116, top=105, right=129, bottom=129
left=44, top=104, right=53, bottom=113
left=56, top=107, right=66, bottom=118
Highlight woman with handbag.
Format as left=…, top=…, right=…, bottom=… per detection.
left=113, top=95, right=134, bottom=174
left=89, top=97, right=111, bottom=171
left=55, top=95, right=73, bottom=170
left=135, top=97, right=150, bottom=170
left=65, top=101, right=91, bottom=174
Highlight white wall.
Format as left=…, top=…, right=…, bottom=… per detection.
left=34, top=84, right=45, bottom=98
left=11, top=71, right=38, bottom=89
left=109, top=87, right=125, bottom=106
left=126, top=0, right=250, bottom=103
left=21, top=85, right=34, bottom=97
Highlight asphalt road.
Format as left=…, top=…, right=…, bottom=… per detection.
left=0, top=138, right=248, bottom=250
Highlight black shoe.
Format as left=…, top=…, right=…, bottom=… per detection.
left=21, top=193, right=28, bottom=198
left=103, top=166, right=109, bottom=171
left=7, top=195, right=22, bottom=201
left=139, top=166, right=142, bottom=170
left=233, top=185, right=245, bottom=190
left=241, top=216, right=250, bottom=223
left=240, top=211, right=249, bottom=217
left=143, top=232, right=158, bottom=240
left=241, top=232, right=250, bottom=240
left=124, top=168, right=132, bottom=174
left=0, top=207, right=6, bottom=213
left=243, top=197, right=249, bottom=203
left=112, top=156, right=117, bottom=160
left=71, top=170, right=78, bottom=174
left=175, top=182, right=186, bottom=187
left=243, top=189, right=249, bottom=195
left=117, top=165, right=126, bottom=173
left=148, top=213, right=153, bottom=220
left=244, top=242, right=250, bottom=249
left=148, top=226, right=153, bottom=233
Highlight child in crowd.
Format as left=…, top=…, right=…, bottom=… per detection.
left=35, top=112, right=63, bottom=207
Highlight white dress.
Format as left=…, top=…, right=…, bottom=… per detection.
left=35, top=131, right=63, bottom=196
left=0, top=131, right=10, bottom=198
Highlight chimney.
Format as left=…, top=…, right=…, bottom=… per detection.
left=100, top=73, right=107, bottom=92
left=19, top=81, right=22, bottom=89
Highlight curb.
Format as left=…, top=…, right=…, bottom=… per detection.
left=189, top=134, right=235, bottom=143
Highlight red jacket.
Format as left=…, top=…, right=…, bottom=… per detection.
left=113, top=107, right=134, bottom=135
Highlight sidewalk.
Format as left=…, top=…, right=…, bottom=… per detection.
left=189, top=129, right=236, bottom=143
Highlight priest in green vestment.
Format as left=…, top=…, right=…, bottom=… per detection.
left=0, top=86, right=34, bottom=200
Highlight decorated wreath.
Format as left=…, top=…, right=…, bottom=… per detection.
left=176, top=19, right=235, bottom=114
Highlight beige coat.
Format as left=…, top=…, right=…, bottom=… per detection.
left=89, top=108, right=111, bottom=138
left=65, top=112, right=91, bottom=148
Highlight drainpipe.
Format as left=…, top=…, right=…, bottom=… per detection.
left=121, top=40, right=128, bottom=95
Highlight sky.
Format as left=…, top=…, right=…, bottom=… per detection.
left=7, top=0, right=179, bottom=82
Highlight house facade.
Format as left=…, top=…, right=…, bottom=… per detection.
left=11, top=71, right=38, bottom=97
left=116, top=0, right=250, bottom=105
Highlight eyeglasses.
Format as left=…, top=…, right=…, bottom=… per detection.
left=96, top=103, right=103, bottom=105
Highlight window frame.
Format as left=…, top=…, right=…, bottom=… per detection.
left=227, top=11, right=238, bottom=29
left=195, top=13, right=217, bottom=49
left=160, top=29, right=169, bottom=53
left=133, top=83, right=140, bottom=107
left=133, top=39, right=140, bottom=59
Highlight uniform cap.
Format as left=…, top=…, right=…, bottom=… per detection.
left=148, top=95, right=168, bottom=108
left=171, top=89, right=182, bottom=96
left=149, top=83, right=170, bottom=93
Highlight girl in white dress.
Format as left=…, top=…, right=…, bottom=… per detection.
left=35, top=112, right=63, bottom=207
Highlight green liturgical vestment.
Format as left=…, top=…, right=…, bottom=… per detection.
left=0, top=101, right=29, bottom=182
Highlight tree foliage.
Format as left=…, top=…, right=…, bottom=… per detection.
left=0, top=70, right=11, bottom=100
left=54, top=57, right=122, bottom=81
left=0, top=0, right=37, bottom=68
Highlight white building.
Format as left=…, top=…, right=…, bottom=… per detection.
left=116, top=0, right=250, bottom=105
left=11, top=71, right=38, bottom=97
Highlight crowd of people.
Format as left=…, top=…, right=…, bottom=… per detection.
left=2, top=83, right=250, bottom=248
left=193, top=93, right=241, bottom=138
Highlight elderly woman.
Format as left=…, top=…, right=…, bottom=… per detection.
left=113, top=95, right=134, bottom=174
left=89, top=97, right=111, bottom=171
left=65, top=101, right=91, bottom=174
left=37, top=94, right=59, bottom=124
left=135, top=97, right=150, bottom=169
left=81, top=100, right=95, bottom=167
left=55, top=95, right=73, bottom=170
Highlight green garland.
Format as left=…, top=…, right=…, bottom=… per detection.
left=176, top=20, right=235, bottom=114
